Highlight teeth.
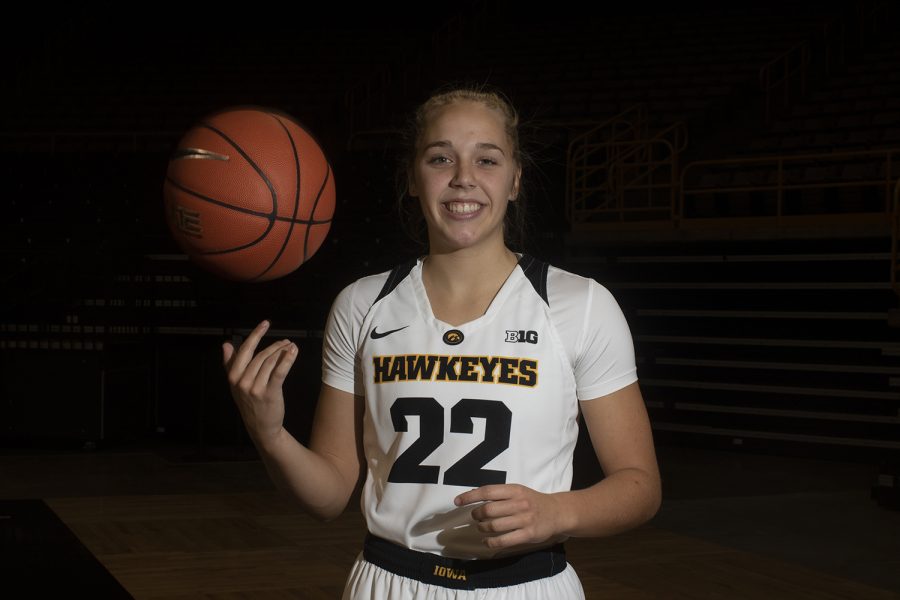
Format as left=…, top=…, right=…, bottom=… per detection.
left=446, top=202, right=481, bottom=214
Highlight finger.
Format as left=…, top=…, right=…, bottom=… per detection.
left=222, top=342, right=235, bottom=368
left=230, top=320, right=271, bottom=375
left=255, top=343, right=297, bottom=390
left=483, top=530, right=529, bottom=550
left=240, top=339, right=293, bottom=386
left=471, top=498, right=527, bottom=521
left=268, top=344, right=298, bottom=387
left=476, top=514, right=524, bottom=535
left=455, top=484, right=515, bottom=507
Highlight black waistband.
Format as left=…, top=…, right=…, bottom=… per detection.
left=362, top=534, right=567, bottom=590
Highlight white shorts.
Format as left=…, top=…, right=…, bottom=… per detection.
left=341, top=536, right=586, bottom=600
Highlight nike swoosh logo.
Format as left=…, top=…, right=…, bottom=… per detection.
left=370, top=325, right=409, bottom=339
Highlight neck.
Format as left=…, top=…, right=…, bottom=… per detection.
left=420, top=243, right=521, bottom=326
left=423, top=243, right=519, bottom=296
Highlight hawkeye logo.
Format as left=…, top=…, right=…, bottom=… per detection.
left=443, top=329, right=464, bottom=345
left=373, top=354, right=538, bottom=387
left=505, top=329, right=538, bottom=344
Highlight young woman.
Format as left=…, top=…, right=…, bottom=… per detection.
left=223, top=88, right=661, bottom=599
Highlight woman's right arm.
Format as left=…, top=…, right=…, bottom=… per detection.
left=254, top=384, right=363, bottom=522
left=223, top=320, right=363, bottom=521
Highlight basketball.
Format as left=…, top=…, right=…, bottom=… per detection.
left=163, top=107, right=335, bottom=282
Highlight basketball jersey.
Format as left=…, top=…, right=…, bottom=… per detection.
left=322, top=255, right=637, bottom=559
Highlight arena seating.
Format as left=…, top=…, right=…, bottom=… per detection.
left=2, top=2, right=898, bottom=461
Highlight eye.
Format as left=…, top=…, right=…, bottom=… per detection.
left=477, top=157, right=499, bottom=166
left=426, top=155, right=451, bottom=165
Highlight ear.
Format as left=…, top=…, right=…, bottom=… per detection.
left=408, top=168, right=419, bottom=197
left=509, top=165, right=522, bottom=201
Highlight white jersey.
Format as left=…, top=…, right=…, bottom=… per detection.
left=322, top=255, right=637, bottom=559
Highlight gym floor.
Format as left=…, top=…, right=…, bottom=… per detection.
left=2, top=440, right=898, bottom=598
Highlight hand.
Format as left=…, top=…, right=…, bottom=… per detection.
left=454, top=484, right=564, bottom=550
left=222, top=320, right=298, bottom=447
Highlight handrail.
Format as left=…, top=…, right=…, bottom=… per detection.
left=681, top=148, right=900, bottom=222
left=566, top=104, right=648, bottom=223
left=609, top=138, right=678, bottom=207
left=759, top=40, right=810, bottom=126
left=569, top=137, right=679, bottom=224
left=859, top=1, right=890, bottom=51
left=566, top=107, right=687, bottom=225
left=567, top=104, right=647, bottom=152
left=653, top=121, right=689, bottom=155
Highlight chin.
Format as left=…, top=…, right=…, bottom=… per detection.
left=439, top=233, right=487, bottom=252
left=427, top=222, right=505, bottom=254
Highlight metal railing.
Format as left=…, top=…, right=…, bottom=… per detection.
left=567, top=108, right=687, bottom=225
left=681, top=149, right=899, bottom=221
left=760, top=41, right=810, bottom=126
left=566, top=104, right=647, bottom=221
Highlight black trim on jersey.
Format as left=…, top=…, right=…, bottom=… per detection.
left=363, top=534, right=567, bottom=590
left=374, top=256, right=549, bottom=307
left=375, top=259, right=417, bottom=304
left=518, top=254, right=550, bottom=306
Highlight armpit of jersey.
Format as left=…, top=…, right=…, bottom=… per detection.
left=547, top=269, right=637, bottom=401
left=322, top=272, right=390, bottom=395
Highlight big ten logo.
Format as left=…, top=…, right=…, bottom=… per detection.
left=504, top=330, right=538, bottom=344
left=170, top=204, right=203, bottom=238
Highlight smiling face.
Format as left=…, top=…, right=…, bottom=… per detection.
left=408, top=100, right=521, bottom=254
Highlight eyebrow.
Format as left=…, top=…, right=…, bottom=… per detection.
left=422, top=140, right=507, bottom=155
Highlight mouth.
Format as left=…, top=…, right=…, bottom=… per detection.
left=442, top=200, right=484, bottom=215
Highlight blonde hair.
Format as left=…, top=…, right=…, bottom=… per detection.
left=397, top=85, right=528, bottom=250
left=412, top=88, right=522, bottom=167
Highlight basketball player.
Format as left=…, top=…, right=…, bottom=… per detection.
left=223, top=88, right=661, bottom=599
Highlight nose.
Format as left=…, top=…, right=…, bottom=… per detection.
left=450, top=162, right=475, bottom=189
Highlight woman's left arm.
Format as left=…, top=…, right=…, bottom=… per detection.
left=455, top=381, right=661, bottom=549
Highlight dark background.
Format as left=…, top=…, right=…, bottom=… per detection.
left=1, top=1, right=898, bottom=486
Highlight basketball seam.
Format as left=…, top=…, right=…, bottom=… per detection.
left=252, top=113, right=304, bottom=282
left=201, top=121, right=280, bottom=250
left=164, top=176, right=270, bottom=255
left=304, top=162, right=332, bottom=266
left=164, top=177, right=330, bottom=227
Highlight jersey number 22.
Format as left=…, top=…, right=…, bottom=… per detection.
left=387, top=397, right=511, bottom=487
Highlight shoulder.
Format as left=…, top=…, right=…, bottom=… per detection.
left=542, top=265, right=637, bottom=398
left=544, top=263, right=617, bottom=314
left=546, top=264, right=596, bottom=297
left=516, top=255, right=597, bottom=307
left=323, top=269, right=393, bottom=363
left=329, top=258, right=419, bottom=319
left=325, top=271, right=389, bottom=337
left=331, top=270, right=392, bottom=314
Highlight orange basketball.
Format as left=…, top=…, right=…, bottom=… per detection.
left=163, top=107, right=335, bottom=282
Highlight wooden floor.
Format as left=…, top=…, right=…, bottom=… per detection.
left=2, top=441, right=898, bottom=599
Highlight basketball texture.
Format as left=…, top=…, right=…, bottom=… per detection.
left=163, top=107, right=335, bottom=282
